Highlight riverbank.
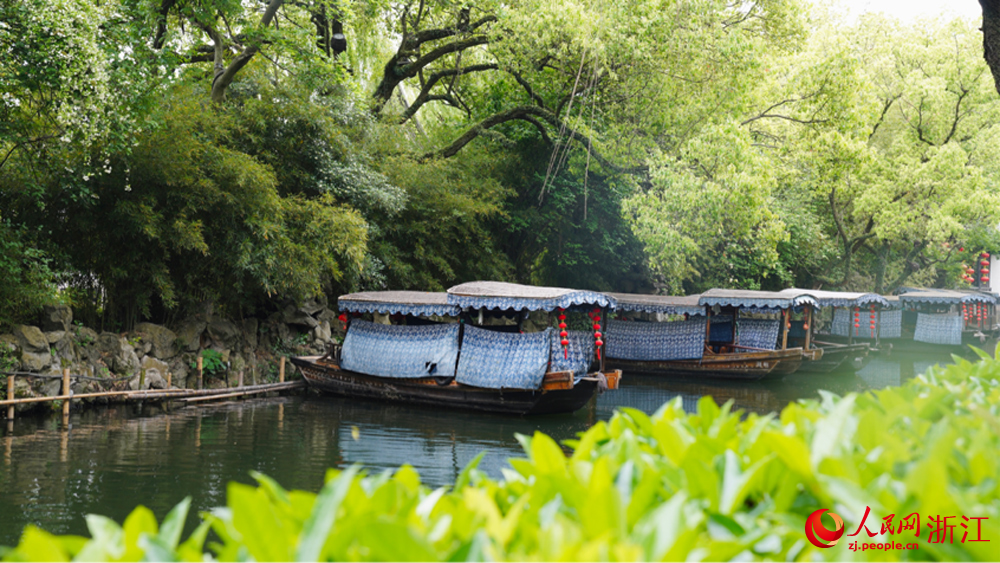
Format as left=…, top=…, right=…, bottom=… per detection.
left=1, top=302, right=338, bottom=416
left=2, top=348, right=994, bottom=560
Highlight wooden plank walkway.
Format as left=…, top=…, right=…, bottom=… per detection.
left=3, top=357, right=302, bottom=422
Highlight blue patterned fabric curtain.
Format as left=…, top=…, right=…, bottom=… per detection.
left=833, top=308, right=901, bottom=339
left=878, top=310, right=902, bottom=338
left=709, top=315, right=734, bottom=343
left=456, top=326, right=553, bottom=389
left=550, top=330, right=594, bottom=378
left=832, top=308, right=851, bottom=337
left=605, top=318, right=706, bottom=361
left=341, top=320, right=460, bottom=378
left=914, top=313, right=962, bottom=346
left=737, top=318, right=780, bottom=350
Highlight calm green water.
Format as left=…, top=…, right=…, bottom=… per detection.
left=0, top=348, right=961, bottom=545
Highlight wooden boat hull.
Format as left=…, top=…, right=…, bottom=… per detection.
left=799, top=342, right=870, bottom=374
left=290, top=356, right=620, bottom=415
left=606, top=348, right=804, bottom=381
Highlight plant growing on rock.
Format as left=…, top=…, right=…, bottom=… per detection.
left=190, top=349, right=225, bottom=378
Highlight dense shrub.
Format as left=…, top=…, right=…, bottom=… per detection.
left=3, top=350, right=999, bottom=561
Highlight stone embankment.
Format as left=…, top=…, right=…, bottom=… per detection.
left=0, top=299, right=339, bottom=414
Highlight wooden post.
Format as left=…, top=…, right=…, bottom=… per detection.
left=238, top=370, right=244, bottom=388
left=848, top=307, right=854, bottom=346
left=705, top=309, right=712, bottom=350
left=62, top=368, right=71, bottom=418
left=781, top=309, right=790, bottom=350
left=279, top=357, right=286, bottom=383
left=197, top=355, right=203, bottom=390
left=138, top=368, right=146, bottom=391
left=166, top=371, right=172, bottom=388
left=6, top=375, right=13, bottom=422
left=804, top=305, right=812, bottom=351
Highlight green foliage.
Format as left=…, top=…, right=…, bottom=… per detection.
left=0, top=215, right=59, bottom=330
left=7, top=349, right=1000, bottom=561
left=371, top=150, right=514, bottom=290
left=191, top=349, right=225, bottom=378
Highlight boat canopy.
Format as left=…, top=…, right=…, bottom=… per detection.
left=698, top=288, right=817, bottom=310
left=338, top=291, right=461, bottom=317
left=446, top=281, right=616, bottom=312
left=897, top=289, right=996, bottom=305
left=777, top=288, right=891, bottom=309
left=606, top=293, right=705, bottom=316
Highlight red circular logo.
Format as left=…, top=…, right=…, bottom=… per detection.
left=805, top=509, right=845, bottom=548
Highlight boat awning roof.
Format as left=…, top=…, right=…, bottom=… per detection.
left=447, top=281, right=616, bottom=312
left=698, top=288, right=817, bottom=309
left=338, top=291, right=461, bottom=317
left=897, top=289, right=996, bottom=305
left=777, top=288, right=891, bottom=308
left=606, top=293, right=705, bottom=316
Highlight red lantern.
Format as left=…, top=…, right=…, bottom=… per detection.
left=982, top=252, right=991, bottom=258
left=982, top=260, right=990, bottom=266
left=557, top=308, right=568, bottom=359
left=960, top=247, right=965, bottom=252
left=983, top=277, right=990, bottom=283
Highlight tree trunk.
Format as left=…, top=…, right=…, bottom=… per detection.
left=981, top=0, right=1000, bottom=95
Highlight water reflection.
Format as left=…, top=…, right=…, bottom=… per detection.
left=0, top=349, right=956, bottom=545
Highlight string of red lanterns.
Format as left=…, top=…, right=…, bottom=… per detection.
left=853, top=307, right=860, bottom=336
left=869, top=306, right=876, bottom=339
left=588, top=308, right=604, bottom=361
left=557, top=308, right=569, bottom=360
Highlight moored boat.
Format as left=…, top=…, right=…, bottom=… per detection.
left=602, top=290, right=811, bottom=380
left=777, top=288, right=891, bottom=373
left=292, top=284, right=621, bottom=415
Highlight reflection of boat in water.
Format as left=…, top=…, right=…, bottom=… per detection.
left=604, top=290, right=808, bottom=380
left=294, top=283, right=620, bottom=416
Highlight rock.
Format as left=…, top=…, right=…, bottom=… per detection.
left=14, top=325, right=49, bottom=353
left=20, top=350, right=51, bottom=371
left=41, top=304, right=73, bottom=332
left=299, top=297, right=326, bottom=316
left=169, top=360, right=189, bottom=389
left=116, top=342, right=140, bottom=376
left=134, top=323, right=178, bottom=360
left=96, top=332, right=123, bottom=357
left=133, top=356, right=170, bottom=390
left=174, top=320, right=206, bottom=353
left=242, top=318, right=258, bottom=350
left=313, top=320, right=332, bottom=344
left=283, top=304, right=319, bottom=328
left=73, top=326, right=99, bottom=348
left=49, top=332, right=76, bottom=364
left=207, top=318, right=241, bottom=350
left=97, top=333, right=140, bottom=375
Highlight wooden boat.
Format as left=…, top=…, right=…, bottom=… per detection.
left=602, top=290, right=808, bottom=380
left=608, top=347, right=804, bottom=380
left=292, top=284, right=621, bottom=415
left=895, top=289, right=997, bottom=351
left=292, top=356, right=605, bottom=415
left=776, top=288, right=891, bottom=374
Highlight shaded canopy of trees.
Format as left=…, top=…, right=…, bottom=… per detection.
left=1, top=0, right=998, bottom=329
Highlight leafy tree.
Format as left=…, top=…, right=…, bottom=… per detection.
left=757, top=14, right=1000, bottom=292
left=0, top=214, right=59, bottom=330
